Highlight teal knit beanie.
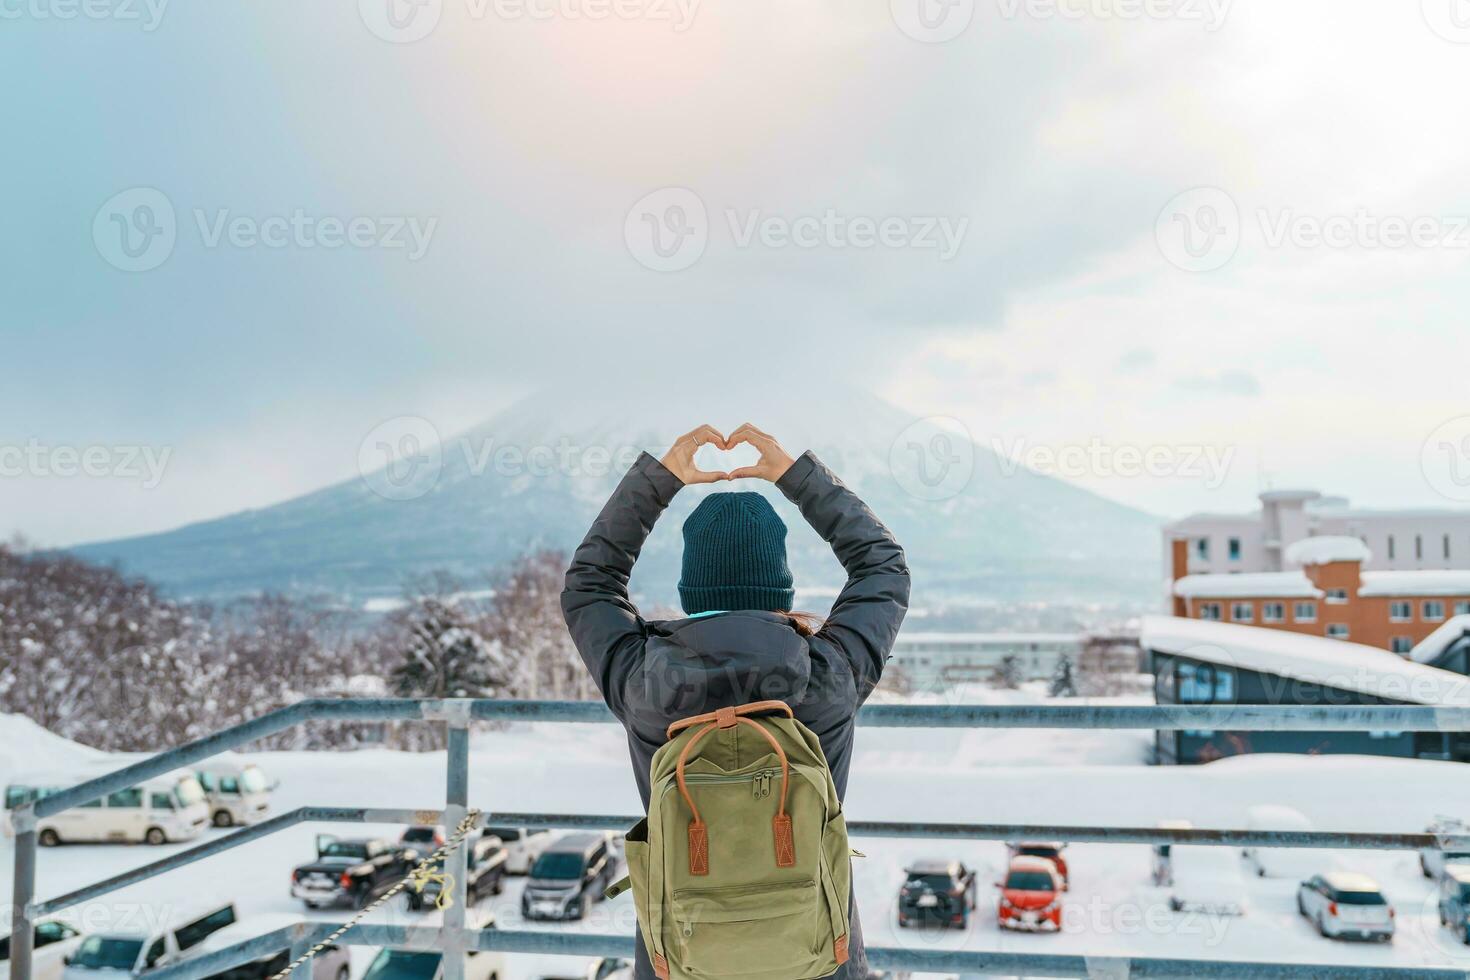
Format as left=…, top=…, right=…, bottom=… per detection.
left=679, top=492, right=794, bottom=615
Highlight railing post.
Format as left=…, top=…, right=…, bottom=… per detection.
left=9, top=815, right=37, bottom=980
left=441, top=719, right=471, bottom=980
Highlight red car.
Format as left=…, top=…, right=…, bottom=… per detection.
left=1007, top=841, right=1069, bottom=888
left=997, top=856, right=1064, bottom=932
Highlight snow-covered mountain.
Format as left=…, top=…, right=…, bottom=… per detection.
left=72, top=387, right=1161, bottom=608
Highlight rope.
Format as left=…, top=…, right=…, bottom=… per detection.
left=268, top=808, right=483, bottom=980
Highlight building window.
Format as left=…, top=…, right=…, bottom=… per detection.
left=1390, top=600, right=1413, bottom=622
left=1195, top=538, right=1210, bottom=561
left=1231, top=602, right=1254, bottom=623
left=1368, top=730, right=1405, bottom=739
left=1295, top=601, right=1318, bottom=623
left=1391, top=637, right=1414, bottom=655
left=1228, top=537, right=1241, bottom=561
left=1327, top=624, right=1350, bottom=639
left=1262, top=602, right=1285, bottom=623
left=1457, top=601, right=1470, bottom=616
left=1325, top=588, right=1349, bottom=605
left=1388, top=535, right=1396, bottom=560
left=1198, top=602, right=1222, bottom=621
left=1177, top=662, right=1235, bottom=703
left=1424, top=600, right=1447, bottom=622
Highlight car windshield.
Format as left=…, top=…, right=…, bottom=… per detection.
left=485, top=827, right=520, bottom=842
left=1005, top=871, right=1055, bottom=891
left=72, top=937, right=144, bottom=971
left=362, top=950, right=442, bottom=980
left=1018, top=846, right=1059, bottom=858
left=532, top=852, right=585, bottom=879
left=402, top=828, right=438, bottom=843
left=175, top=777, right=206, bottom=807
left=321, top=842, right=370, bottom=859
left=239, top=768, right=269, bottom=794
left=1335, top=890, right=1386, bottom=905
left=905, top=874, right=953, bottom=890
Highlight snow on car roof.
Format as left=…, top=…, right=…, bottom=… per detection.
left=1359, top=570, right=1470, bottom=597
left=1245, top=803, right=1313, bottom=829
left=1412, top=615, right=1470, bottom=664
left=1323, top=871, right=1381, bottom=893
left=906, top=859, right=959, bottom=874
left=1284, top=536, right=1372, bottom=566
left=1172, top=572, right=1323, bottom=599
left=1141, top=615, right=1470, bottom=705
left=1007, top=855, right=1060, bottom=874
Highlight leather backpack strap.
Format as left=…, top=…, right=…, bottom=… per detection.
left=666, top=699, right=794, bottom=739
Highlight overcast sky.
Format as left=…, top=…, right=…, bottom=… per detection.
left=5, top=0, right=1470, bottom=547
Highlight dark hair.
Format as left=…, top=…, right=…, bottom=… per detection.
left=786, top=611, right=825, bottom=637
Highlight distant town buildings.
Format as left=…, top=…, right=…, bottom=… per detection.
left=1165, top=489, right=1470, bottom=575
left=1168, top=534, right=1470, bottom=654
left=889, top=632, right=1083, bottom=689
left=1165, top=489, right=1470, bottom=654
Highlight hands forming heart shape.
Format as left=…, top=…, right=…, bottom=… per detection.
left=660, top=423, right=797, bottom=486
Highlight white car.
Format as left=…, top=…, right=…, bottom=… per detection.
left=1297, top=872, right=1394, bottom=942
left=1, top=920, right=86, bottom=980
left=483, top=825, right=553, bottom=875
left=1421, top=818, right=1470, bottom=880
left=1242, top=804, right=1321, bottom=879
left=63, top=902, right=237, bottom=980
left=1167, top=846, right=1247, bottom=915
left=361, top=948, right=505, bottom=980
left=187, top=914, right=349, bottom=980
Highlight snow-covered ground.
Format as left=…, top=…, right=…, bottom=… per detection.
left=7, top=692, right=1470, bottom=979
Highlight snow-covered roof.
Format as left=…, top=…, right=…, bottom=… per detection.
left=1284, top=536, right=1371, bottom=567
left=1412, top=615, right=1470, bottom=665
left=1173, top=572, right=1322, bottom=599
left=1360, top=570, right=1470, bottom=597
left=1140, top=615, right=1470, bottom=706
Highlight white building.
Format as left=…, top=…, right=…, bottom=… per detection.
left=1165, top=489, right=1470, bottom=576
left=889, top=632, right=1082, bottom=690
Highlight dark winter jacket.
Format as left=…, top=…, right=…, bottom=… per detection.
left=561, top=450, right=910, bottom=980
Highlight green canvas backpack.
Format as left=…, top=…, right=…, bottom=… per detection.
left=607, top=700, right=852, bottom=980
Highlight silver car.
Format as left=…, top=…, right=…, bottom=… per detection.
left=1296, top=872, right=1394, bottom=942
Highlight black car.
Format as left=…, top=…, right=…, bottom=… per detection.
left=521, top=833, right=618, bottom=921
left=292, top=836, right=421, bottom=909
left=412, top=835, right=509, bottom=910
left=897, top=859, right=977, bottom=929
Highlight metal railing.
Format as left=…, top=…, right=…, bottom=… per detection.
left=10, top=699, right=1470, bottom=980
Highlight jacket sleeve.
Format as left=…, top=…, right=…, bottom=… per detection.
left=561, top=451, right=684, bottom=719
left=777, top=451, right=910, bottom=701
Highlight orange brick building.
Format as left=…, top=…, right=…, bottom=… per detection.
left=1169, top=535, right=1470, bottom=654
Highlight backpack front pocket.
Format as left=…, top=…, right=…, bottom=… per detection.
left=670, top=878, right=829, bottom=978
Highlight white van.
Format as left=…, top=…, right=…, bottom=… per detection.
left=61, top=902, right=237, bottom=980
left=1168, top=845, right=1248, bottom=915
left=1242, top=804, right=1320, bottom=879
left=194, top=757, right=273, bottom=827
left=6, top=769, right=209, bottom=846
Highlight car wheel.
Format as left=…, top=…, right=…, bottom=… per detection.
left=1296, top=894, right=1306, bottom=917
left=493, top=875, right=504, bottom=896
left=1463, top=924, right=1470, bottom=946
left=335, top=966, right=350, bottom=980
left=145, top=827, right=167, bottom=845
left=38, top=829, right=61, bottom=847
left=1422, top=856, right=1434, bottom=878
left=213, top=810, right=234, bottom=828
left=1316, top=913, right=1329, bottom=938
left=578, top=894, right=592, bottom=920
